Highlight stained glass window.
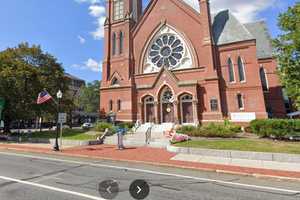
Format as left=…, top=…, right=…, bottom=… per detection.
left=149, top=34, right=184, bottom=68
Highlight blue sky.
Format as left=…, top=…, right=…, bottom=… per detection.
left=0, top=0, right=296, bottom=83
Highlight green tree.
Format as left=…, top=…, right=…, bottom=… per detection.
left=273, top=2, right=300, bottom=109
left=76, top=80, right=100, bottom=113
left=0, top=43, right=68, bottom=133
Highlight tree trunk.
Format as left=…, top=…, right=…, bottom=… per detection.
left=3, top=116, right=11, bottom=134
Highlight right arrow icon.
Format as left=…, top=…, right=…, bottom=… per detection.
left=129, top=179, right=150, bottom=200
left=137, top=186, right=142, bottom=194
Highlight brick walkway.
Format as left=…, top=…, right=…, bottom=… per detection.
left=1, top=143, right=300, bottom=180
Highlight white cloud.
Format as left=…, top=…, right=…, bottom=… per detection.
left=72, top=58, right=102, bottom=72
left=75, top=0, right=100, bottom=4
left=75, top=0, right=106, bottom=40
left=78, top=35, right=86, bottom=44
left=89, top=4, right=105, bottom=17
left=210, top=0, right=277, bottom=23
left=91, top=16, right=106, bottom=40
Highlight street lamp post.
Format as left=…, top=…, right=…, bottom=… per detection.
left=53, top=90, right=63, bottom=151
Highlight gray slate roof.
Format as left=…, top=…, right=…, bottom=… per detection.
left=211, top=10, right=273, bottom=59
left=244, top=21, right=273, bottom=59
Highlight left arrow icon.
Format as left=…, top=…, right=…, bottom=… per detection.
left=98, top=180, right=119, bottom=199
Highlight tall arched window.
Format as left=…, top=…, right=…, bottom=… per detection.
left=228, top=58, right=235, bottom=83
left=113, top=0, right=124, bottom=21
left=237, top=56, right=246, bottom=82
left=119, top=31, right=124, bottom=54
left=112, top=32, right=116, bottom=55
left=259, top=67, right=269, bottom=91
left=109, top=100, right=113, bottom=111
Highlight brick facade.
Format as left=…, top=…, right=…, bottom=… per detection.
left=100, top=0, right=286, bottom=124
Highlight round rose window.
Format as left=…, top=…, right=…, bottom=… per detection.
left=149, top=34, right=184, bottom=68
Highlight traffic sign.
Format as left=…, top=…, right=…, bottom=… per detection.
left=58, top=113, right=67, bottom=123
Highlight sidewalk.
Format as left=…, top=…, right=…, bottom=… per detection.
left=0, top=143, right=300, bottom=180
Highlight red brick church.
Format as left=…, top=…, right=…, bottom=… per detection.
left=100, top=0, right=287, bottom=124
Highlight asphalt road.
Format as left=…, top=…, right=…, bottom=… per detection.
left=0, top=150, right=299, bottom=200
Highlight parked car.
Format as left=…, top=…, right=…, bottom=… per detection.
left=82, top=123, right=93, bottom=129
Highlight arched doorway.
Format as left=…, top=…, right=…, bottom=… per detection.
left=160, top=88, right=175, bottom=123
left=180, top=94, right=194, bottom=124
left=144, top=96, right=155, bottom=123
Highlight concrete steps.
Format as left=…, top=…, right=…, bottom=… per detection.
left=104, top=123, right=174, bottom=148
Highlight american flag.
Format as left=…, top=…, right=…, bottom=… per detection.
left=37, top=91, right=52, bottom=105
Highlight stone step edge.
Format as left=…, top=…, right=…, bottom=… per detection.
left=167, top=145, right=300, bottom=163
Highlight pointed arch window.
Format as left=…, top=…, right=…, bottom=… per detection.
left=119, top=31, right=124, bottom=54
left=113, top=0, right=124, bottom=21
left=259, top=67, right=269, bottom=91
left=237, top=56, right=246, bottom=82
left=112, top=32, right=117, bottom=55
left=228, top=58, right=235, bottom=83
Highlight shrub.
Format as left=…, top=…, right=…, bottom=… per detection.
left=176, top=125, right=197, bottom=135
left=177, top=121, right=241, bottom=138
left=250, top=119, right=300, bottom=139
left=118, top=122, right=134, bottom=129
left=94, top=122, right=116, bottom=134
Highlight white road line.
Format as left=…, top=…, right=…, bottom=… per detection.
left=0, top=175, right=105, bottom=200
left=0, top=151, right=299, bottom=195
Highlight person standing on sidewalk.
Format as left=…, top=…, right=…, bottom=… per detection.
left=117, top=127, right=126, bottom=150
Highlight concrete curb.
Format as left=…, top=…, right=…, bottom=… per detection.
left=167, top=145, right=300, bottom=163
left=7, top=137, right=102, bottom=146
left=1, top=145, right=300, bottom=182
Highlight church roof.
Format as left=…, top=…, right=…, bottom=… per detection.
left=212, top=10, right=274, bottom=59
left=212, top=10, right=254, bottom=45
left=244, top=21, right=274, bottom=59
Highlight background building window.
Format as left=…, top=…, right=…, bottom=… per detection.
left=113, top=0, right=124, bottom=21
left=228, top=58, right=235, bottom=82
left=237, top=56, right=246, bottom=82
left=237, top=94, right=244, bottom=110
left=112, top=33, right=116, bottom=55
left=109, top=100, right=113, bottom=111
left=210, top=98, right=219, bottom=112
left=259, top=67, right=269, bottom=91
left=119, top=31, right=124, bottom=54
left=117, top=99, right=121, bottom=111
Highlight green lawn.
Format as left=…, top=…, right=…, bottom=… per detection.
left=29, top=129, right=99, bottom=141
left=175, top=139, right=300, bottom=154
